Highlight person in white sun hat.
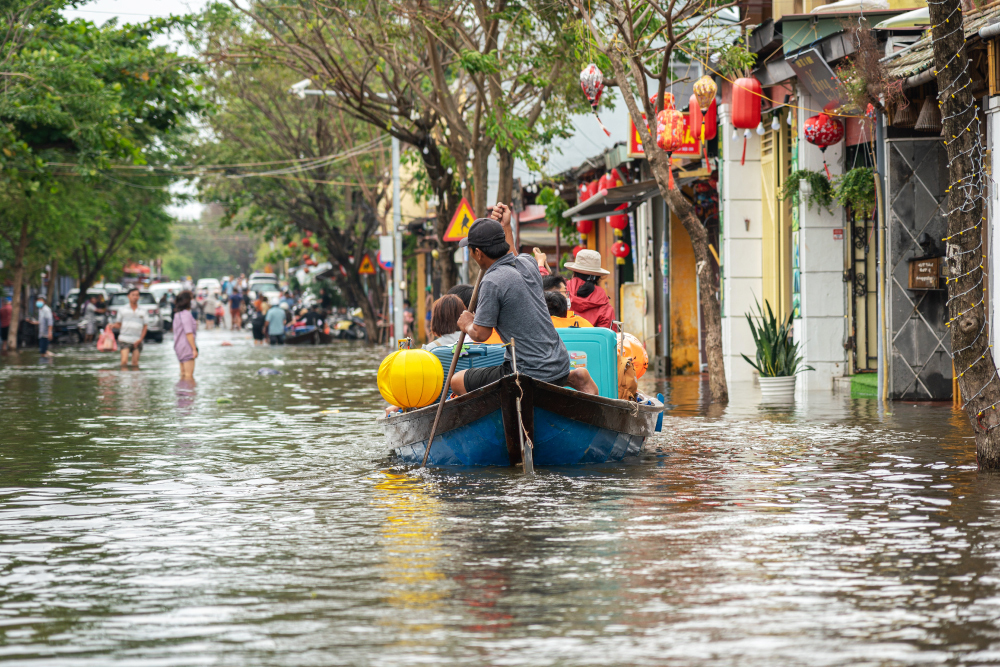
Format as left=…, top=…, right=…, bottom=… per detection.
left=564, top=249, right=614, bottom=329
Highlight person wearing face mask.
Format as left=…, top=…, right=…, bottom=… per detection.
left=542, top=274, right=575, bottom=313
left=544, top=291, right=593, bottom=328
left=26, top=295, right=54, bottom=358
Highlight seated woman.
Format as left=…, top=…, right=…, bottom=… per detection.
left=563, top=249, right=615, bottom=329
left=446, top=283, right=503, bottom=344
left=423, top=294, right=465, bottom=350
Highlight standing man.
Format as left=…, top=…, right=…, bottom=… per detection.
left=229, top=290, right=243, bottom=330
left=450, top=206, right=598, bottom=396
left=27, top=295, right=54, bottom=358
left=0, top=297, right=12, bottom=352
left=112, top=287, right=148, bottom=368
left=82, top=295, right=105, bottom=343
left=265, top=300, right=286, bottom=345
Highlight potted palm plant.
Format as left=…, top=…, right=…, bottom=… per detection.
left=742, top=299, right=814, bottom=403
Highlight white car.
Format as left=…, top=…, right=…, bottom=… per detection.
left=107, top=291, right=165, bottom=343
left=196, top=278, right=222, bottom=295
left=248, top=279, right=281, bottom=304
left=150, top=282, right=184, bottom=325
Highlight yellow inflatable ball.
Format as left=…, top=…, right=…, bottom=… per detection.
left=619, top=332, right=648, bottom=379
left=377, top=349, right=444, bottom=409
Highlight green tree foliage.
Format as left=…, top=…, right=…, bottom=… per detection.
left=164, top=207, right=260, bottom=281
left=0, top=2, right=207, bottom=338
left=191, top=5, right=390, bottom=338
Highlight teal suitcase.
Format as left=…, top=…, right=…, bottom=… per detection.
left=556, top=328, right=619, bottom=399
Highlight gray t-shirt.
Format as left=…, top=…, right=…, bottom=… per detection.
left=473, top=253, right=570, bottom=382
left=37, top=305, right=53, bottom=338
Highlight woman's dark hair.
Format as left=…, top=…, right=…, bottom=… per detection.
left=447, top=284, right=473, bottom=308
left=430, top=294, right=464, bottom=338
left=542, top=274, right=566, bottom=292
left=572, top=272, right=602, bottom=299
left=544, top=291, right=567, bottom=318
left=174, top=290, right=193, bottom=311
left=475, top=241, right=510, bottom=259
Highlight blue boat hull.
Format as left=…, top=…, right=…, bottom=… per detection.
left=381, top=374, right=659, bottom=467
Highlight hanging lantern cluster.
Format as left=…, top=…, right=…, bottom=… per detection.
left=648, top=92, right=676, bottom=114
left=656, top=108, right=687, bottom=189
left=803, top=113, right=844, bottom=179
left=580, top=64, right=611, bottom=137
left=732, top=76, right=762, bottom=166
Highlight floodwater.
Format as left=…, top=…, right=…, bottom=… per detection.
left=0, top=329, right=998, bottom=666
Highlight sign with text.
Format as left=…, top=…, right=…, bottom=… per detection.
left=627, top=113, right=700, bottom=159
left=786, top=48, right=848, bottom=113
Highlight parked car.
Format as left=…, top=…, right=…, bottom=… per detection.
left=107, top=291, right=164, bottom=343
left=65, top=288, right=109, bottom=312
left=247, top=273, right=281, bottom=304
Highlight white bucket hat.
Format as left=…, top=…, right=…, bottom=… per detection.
left=564, top=249, right=610, bottom=276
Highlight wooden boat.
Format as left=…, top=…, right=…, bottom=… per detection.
left=284, top=326, right=320, bottom=345
left=380, top=374, right=662, bottom=466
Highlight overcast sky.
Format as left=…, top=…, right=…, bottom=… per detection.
left=63, top=0, right=628, bottom=218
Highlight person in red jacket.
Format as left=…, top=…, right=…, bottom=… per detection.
left=564, top=249, right=615, bottom=329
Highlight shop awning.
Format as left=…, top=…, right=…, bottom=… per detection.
left=561, top=180, right=662, bottom=223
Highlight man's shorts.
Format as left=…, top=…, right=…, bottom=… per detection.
left=38, top=337, right=49, bottom=355
left=462, top=362, right=570, bottom=393
left=123, top=340, right=143, bottom=353
left=1, top=327, right=8, bottom=343
left=269, top=334, right=285, bottom=345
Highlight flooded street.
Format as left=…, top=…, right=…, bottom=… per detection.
left=1, top=331, right=999, bottom=666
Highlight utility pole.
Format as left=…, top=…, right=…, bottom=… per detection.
left=392, top=137, right=404, bottom=343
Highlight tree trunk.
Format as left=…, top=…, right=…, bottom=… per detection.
left=653, top=161, right=729, bottom=403
left=496, top=148, right=515, bottom=210
left=46, top=256, right=58, bottom=306
left=433, top=193, right=460, bottom=291
left=471, top=148, right=489, bottom=220
left=6, top=219, right=29, bottom=350
left=929, top=0, right=1000, bottom=468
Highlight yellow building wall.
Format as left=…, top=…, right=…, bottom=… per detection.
left=669, top=212, right=700, bottom=375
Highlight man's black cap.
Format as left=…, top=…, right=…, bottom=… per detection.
left=459, top=218, right=506, bottom=248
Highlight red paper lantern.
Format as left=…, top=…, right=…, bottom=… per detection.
left=587, top=180, right=599, bottom=199
left=607, top=168, right=624, bottom=188
left=302, top=237, right=311, bottom=247
left=608, top=205, right=628, bottom=230
left=732, top=77, right=762, bottom=167
left=656, top=109, right=686, bottom=189
left=649, top=92, right=676, bottom=113
left=288, top=241, right=297, bottom=249
left=572, top=245, right=585, bottom=257
left=611, top=241, right=630, bottom=258
left=804, top=113, right=845, bottom=179
left=703, top=99, right=718, bottom=140
left=688, top=94, right=702, bottom=145
left=576, top=219, right=593, bottom=235
left=580, top=64, right=611, bottom=137
left=732, top=77, right=762, bottom=129
left=578, top=182, right=590, bottom=201
left=804, top=113, right=844, bottom=151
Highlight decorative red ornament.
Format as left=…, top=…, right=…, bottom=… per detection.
left=304, top=230, right=312, bottom=237
left=572, top=245, right=585, bottom=258
left=608, top=205, right=628, bottom=230
left=688, top=94, right=702, bottom=144
left=578, top=182, right=590, bottom=201
left=804, top=113, right=845, bottom=179
left=732, top=77, right=762, bottom=166
left=302, top=237, right=311, bottom=247
left=288, top=241, right=297, bottom=249
left=656, top=109, right=686, bottom=190
left=609, top=168, right=625, bottom=188
left=580, top=64, right=611, bottom=137
left=611, top=241, right=630, bottom=258
left=587, top=180, right=599, bottom=199
left=703, top=99, right=718, bottom=140
left=576, top=219, right=594, bottom=235
left=648, top=92, right=676, bottom=113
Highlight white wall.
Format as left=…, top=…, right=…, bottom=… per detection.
left=794, top=93, right=847, bottom=390
left=990, top=97, right=1000, bottom=357
left=719, top=103, right=764, bottom=384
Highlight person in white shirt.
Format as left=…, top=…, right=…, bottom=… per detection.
left=112, top=288, right=148, bottom=368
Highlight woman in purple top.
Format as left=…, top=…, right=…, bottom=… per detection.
left=172, top=291, right=199, bottom=379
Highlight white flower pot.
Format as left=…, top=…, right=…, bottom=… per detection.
left=759, top=375, right=797, bottom=403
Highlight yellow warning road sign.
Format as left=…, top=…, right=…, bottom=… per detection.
left=358, top=254, right=376, bottom=275
left=443, top=198, right=476, bottom=242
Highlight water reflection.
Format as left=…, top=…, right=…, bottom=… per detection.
left=0, top=331, right=999, bottom=665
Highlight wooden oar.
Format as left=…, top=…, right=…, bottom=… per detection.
left=420, top=268, right=485, bottom=468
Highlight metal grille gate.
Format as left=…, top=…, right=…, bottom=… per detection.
left=847, top=208, right=879, bottom=373
left=885, top=138, right=952, bottom=400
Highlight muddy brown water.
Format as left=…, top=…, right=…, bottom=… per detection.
left=0, top=330, right=997, bottom=665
